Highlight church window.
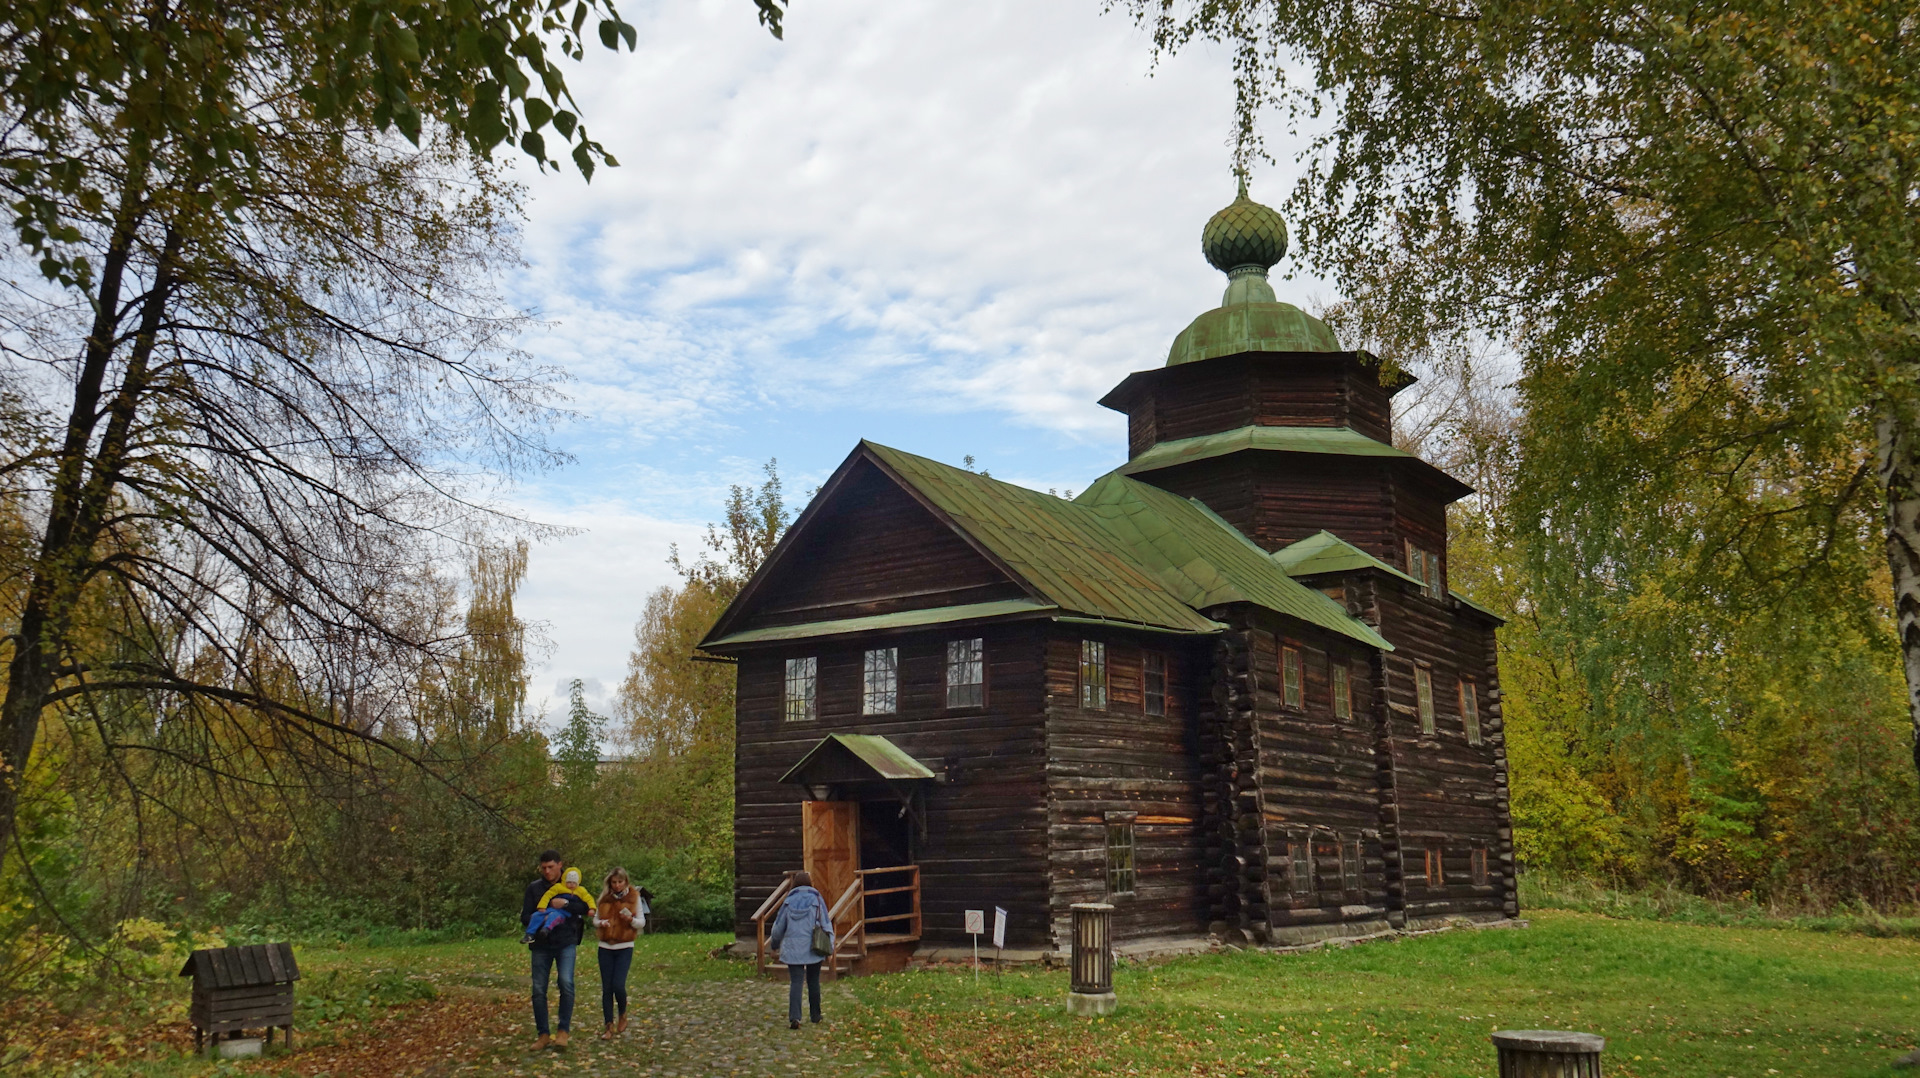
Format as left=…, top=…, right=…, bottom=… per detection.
left=1471, top=845, right=1490, bottom=886
left=1415, top=666, right=1435, bottom=734
left=1079, top=640, right=1107, bottom=710
left=1405, top=540, right=1443, bottom=598
left=1333, top=663, right=1352, bottom=719
left=862, top=647, right=898, bottom=715
left=1460, top=679, right=1481, bottom=745
left=1144, top=652, right=1167, bottom=716
left=1106, top=813, right=1136, bottom=896
left=783, top=657, right=817, bottom=723
left=1425, top=844, right=1445, bottom=889
left=1282, top=647, right=1303, bottom=708
left=1343, top=837, right=1363, bottom=894
left=1288, top=839, right=1314, bottom=896
left=946, top=638, right=985, bottom=708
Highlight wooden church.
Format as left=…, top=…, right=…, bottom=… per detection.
left=702, top=184, right=1516, bottom=964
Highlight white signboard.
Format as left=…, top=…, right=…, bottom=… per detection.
left=992, top=906, right=1007, bottom=950
left=965, top=909, right=985, bottom=935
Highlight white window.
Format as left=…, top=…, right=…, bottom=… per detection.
left=1282, top=647, right=1303, bottom=708
left=1079, top=640, right=1107, bottom=710
left=1144, top=652, right=1167, bottom=717
left=1343, top=837, right=1362, bottom=894
left=862, top=647, right=898, bottom=715
left=946, top=638, right=985, bottom=708
left=783, top=657, right=817, bottom=723
left=1415, top=666, right=1435, bottom=735
left=1333, top=663, right=1352, bottom=719
left=1460, top=679, right=1481, bottom=745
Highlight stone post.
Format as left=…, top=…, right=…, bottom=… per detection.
left=1066, top=902, right=1114, bottom=1016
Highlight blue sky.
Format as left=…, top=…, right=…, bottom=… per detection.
left=501, top=0, right=1331, bottom=720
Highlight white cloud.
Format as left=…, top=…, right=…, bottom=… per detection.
left=504, top=0, right=1332, bottom=704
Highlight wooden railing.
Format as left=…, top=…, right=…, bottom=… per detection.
left=756, top=865, right=921, bottom=980
left=857, top=864, right=922, bottom=941
left=751, top=871, right=798, bottom=978
left=824, top=877, right=865, bottom=979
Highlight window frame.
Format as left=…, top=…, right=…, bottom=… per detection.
left=1105, top=812, right=1137, bottom=897
left=782, top=656, right=818, bottom=723
left=1332, top=662, right=1352, bottom=720
left=1078, top=639, right=1108, bottom=710
left=1281, top=646, right=1303, bottom=709
left=1425, top=845, right=1445, bottom=889
left=1415, top=666, right=1435, bottom=735
left=1143, top=651, right=1167, bottom=717
left=945, top=637, right=986, bottom=709
left=1470, top=845, right=1490, bottom=886
left=862, top=647, right=899, bottom=715
left=1460, top=678, right=1481, bottom=746
left=1288, top=839, right=1314, bottom=897
left=1342, top=837, right=1363, bottom=895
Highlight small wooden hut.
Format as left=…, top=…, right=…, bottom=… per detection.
left=179, top=942, right=300, bottom=1051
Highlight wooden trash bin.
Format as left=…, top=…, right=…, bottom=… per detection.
left=1067, top=902, right=1115, bottom=1016
left=180, top=942, right=300, bottom=1053
left=1490, top=1030, right=1604, bottom=1077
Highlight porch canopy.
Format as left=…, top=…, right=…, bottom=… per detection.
left=780, top=734, right=937, bottom=831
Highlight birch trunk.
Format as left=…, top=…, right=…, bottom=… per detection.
left=1875, top=398, right=1920, bottom=780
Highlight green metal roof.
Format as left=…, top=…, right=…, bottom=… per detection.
left=1167, top=302, right=1342, bottom=367
left=1119, top=425, right=1411, bottom=477
left=703, top=598, right=1056, bottom=649
left=1075, top=477, right=1393, bottom=651
left=1275, top=530, right=1422, bottom=585
left=778, top=734, right=936, bottom=784
left=864, top=442, right=1224, bottom=634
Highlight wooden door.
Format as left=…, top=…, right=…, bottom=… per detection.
left=801, top=800, right=860, bottom=921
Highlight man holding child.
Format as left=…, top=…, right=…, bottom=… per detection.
left=522, top=849, right=592, bottom=1049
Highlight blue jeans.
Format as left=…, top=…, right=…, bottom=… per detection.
left=598, top=946, right=633, bottom=1025
left=530, top=944, right=576, bottom=1035
left=788, top=961, right=821, bottom=1024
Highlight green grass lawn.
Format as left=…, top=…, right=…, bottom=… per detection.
left=57, top=911, right=1920, bottom=1077
left=848, top=910, right=1920, bottom=1078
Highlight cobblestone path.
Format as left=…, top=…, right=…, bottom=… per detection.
left=428, top=975, right=893, bottom=1078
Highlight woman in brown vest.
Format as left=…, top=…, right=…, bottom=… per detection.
left=593, top=867, right=644, bottom=1037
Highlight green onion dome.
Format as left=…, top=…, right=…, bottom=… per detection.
left=1201, top=176, right=1288, bottom=274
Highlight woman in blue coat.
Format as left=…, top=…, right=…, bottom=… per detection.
left=767, top=870, right=835, bottom=1028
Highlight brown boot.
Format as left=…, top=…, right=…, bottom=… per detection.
left=599, top=1024, right=614, bottom=1040
left=532, top=1034, right=550, bottom=1052
left=616, top=1014, right=628, bottom=1034
left=554, top=1031, right=570, bottom=1049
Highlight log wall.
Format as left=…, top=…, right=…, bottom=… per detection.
left=1040, top=630, right=1210, bottom=946
left=732, top=622, right=1055, bottom=947
left=1122, top=353, right=1396, bottom=458
left=1358, top=575, right=1514, bottom=924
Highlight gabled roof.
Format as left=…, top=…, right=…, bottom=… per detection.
left=1116, top=425, right=1474, bottom=502
left=860, top=442, right=1224, bottom=635
left=702, top=441, right=1399, bottom=652
left=1075, top=477, right=1394, bottom=651
left=779, top=734, right=936, bottom=784
left=1275, top=530, right=1422, bottom=585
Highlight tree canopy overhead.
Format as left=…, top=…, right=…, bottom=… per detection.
left=1126, top=0, right=1920, bottom=771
